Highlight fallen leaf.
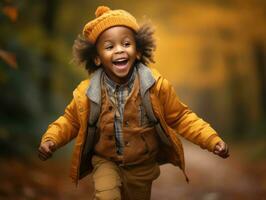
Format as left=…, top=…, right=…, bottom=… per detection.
left=0, top=49, right=17, bottom=69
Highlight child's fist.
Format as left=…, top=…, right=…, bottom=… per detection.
left=213, top=141, right=229, bottom=159
left=38, top=140, right=56, bottom=161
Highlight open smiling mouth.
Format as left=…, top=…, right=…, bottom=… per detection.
left=112, top=58, right=129, bottom=68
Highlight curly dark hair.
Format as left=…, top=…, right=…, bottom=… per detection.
left=72, top=23, right=156, bottom=74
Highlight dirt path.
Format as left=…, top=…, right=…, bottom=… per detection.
left=152, top=140, right=266, bottom=200
left=0, top=140, right=265, bottom=200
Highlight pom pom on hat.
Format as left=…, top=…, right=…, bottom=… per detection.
left=95, top=6, right=110, bottom=17
left=83, top=6, right=139, bottom=43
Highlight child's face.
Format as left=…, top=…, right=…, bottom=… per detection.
left=95, top=26, right=139, bottom=84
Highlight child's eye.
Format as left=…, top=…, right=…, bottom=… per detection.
left=105, top=45, right=113, bottom=50
left=123, top=42, right=130, bottom=47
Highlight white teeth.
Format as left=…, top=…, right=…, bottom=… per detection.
left=114, top=58, right=127, bottom=62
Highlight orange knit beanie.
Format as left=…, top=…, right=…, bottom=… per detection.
left=83, top=6, right=139, bottom=43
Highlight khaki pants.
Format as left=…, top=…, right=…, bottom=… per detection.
left=91, top=155, right=160, bottom=200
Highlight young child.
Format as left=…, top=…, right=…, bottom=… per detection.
left=38, top=6, right=229, bottom=200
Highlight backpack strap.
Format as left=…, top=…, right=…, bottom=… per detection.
left=82, top=101, right=101, bottom=157
left=82, top=68, right=103, bottom=157
left=142, top=91, right=171, bottom=147
left=79, top=100, right=101, bottom=179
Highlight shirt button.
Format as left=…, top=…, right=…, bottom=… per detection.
left=124, top=121, right=129, bottom=127
left=125, top=141, right=130, bottom=147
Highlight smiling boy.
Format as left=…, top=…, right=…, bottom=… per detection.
left=38, top=6, right=229, bottom=200
left=95, top=26, right=139, bottom=84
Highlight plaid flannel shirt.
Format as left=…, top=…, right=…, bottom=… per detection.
left=103, top=68, right=136, bottom=155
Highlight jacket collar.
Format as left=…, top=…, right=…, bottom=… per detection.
left=137, top=62, right=156, bottom=98
left=86, top=67, right=103, bottom=105
left=86, top=62, right=156, bottom=104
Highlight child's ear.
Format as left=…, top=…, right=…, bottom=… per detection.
left=94, top=56, right=101, bottom=66
left=136, top=52, right=141, bottom=61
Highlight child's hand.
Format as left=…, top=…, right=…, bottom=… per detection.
left=38, top=140, right=56, bottom=161
left=213, top=141, right=229, bottom=159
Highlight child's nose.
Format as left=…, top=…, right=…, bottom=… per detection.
left=114, top=45, right=124, bottom=54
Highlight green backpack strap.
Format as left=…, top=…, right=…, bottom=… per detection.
left=142, top=91, right=171, bottom=147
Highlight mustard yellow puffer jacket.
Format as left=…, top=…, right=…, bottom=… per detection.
left=41, top=67, right=222, bottom=185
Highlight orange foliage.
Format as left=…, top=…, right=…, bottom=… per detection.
left=2, top=6, right=18, bottom=22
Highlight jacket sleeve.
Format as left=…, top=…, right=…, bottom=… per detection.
left=159, top=78, right=223, bottom=152
left=41, top=98, right=80, bottom=149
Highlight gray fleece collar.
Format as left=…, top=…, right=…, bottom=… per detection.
left=86, top=63, right=155, bottom=104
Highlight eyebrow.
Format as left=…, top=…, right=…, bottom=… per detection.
left=102, top=35, right=133, bottom=44
left=103, top=40, right=112, bottom=44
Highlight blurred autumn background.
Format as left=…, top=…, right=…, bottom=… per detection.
left=0, top=0, right=265, bottom=199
